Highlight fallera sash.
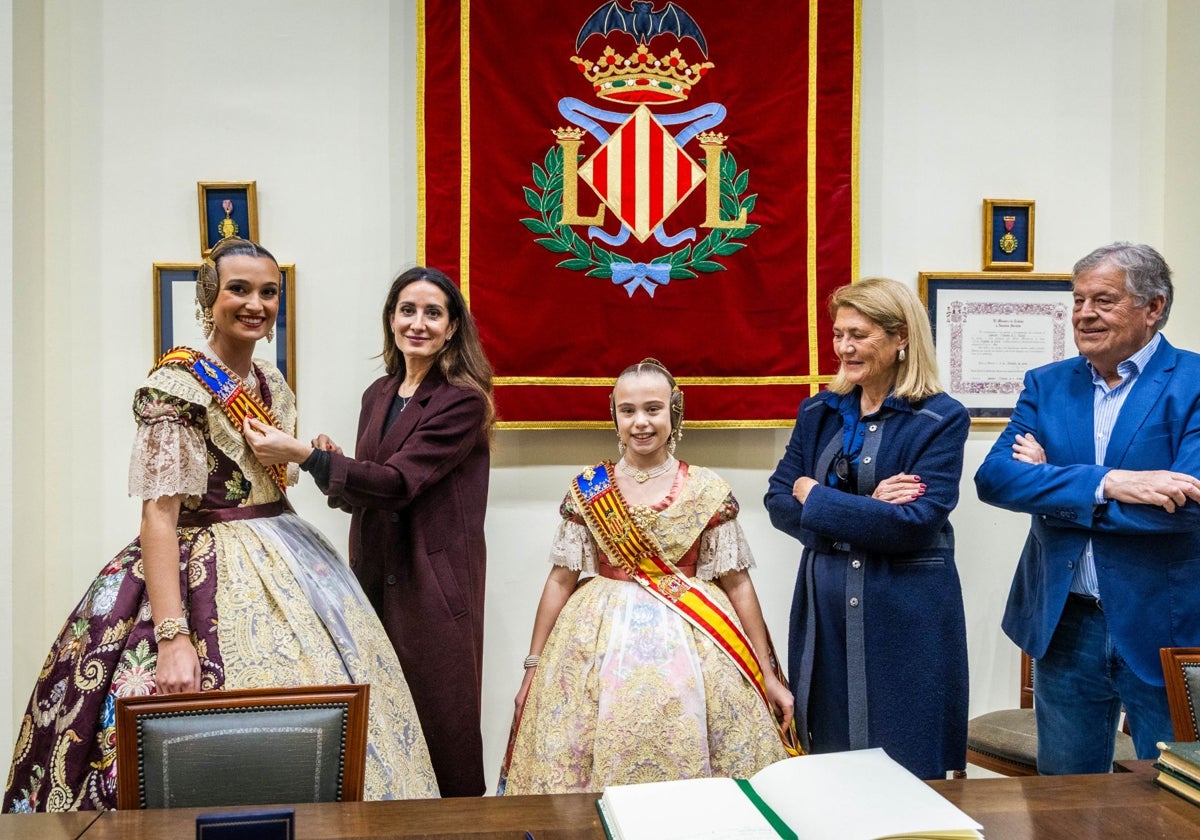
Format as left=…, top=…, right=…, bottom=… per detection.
left=153, top=346, right=289, bottom=496
left=571, top=461, right=801, bottom=756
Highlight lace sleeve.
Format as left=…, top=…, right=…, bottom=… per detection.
left=548, top=491, right=598, bottom=572
left=127, top=387, right=209, bottom=501
left=696, top=518, right=756, bottom=580
left=548, top=518, right=599, bottom=573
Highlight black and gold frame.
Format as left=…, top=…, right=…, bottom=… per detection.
left=153, top=262, right=296, bottom=392
left=919, top=271, right=1073, bottom=426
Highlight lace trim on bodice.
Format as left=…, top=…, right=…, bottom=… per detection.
left=549, top=517, right=753, bottom=580
left=695, top=518, right=755, bottom=578
left=127, top=354, right=297, bottom=502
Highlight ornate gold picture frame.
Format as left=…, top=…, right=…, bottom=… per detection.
left=197, top=181, right=259, bottom=257
left=982, top=198, right=1035, bottom=271
left=919, top=271, right=1073, bottom=427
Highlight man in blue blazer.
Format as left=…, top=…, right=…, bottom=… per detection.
left=975, top=242, right=1200, bottom=774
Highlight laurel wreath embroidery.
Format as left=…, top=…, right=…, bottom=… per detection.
left=520, top=144, right=759, bottom=281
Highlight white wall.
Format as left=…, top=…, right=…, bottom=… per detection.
left=8, top=0, right=43, bottom=790
left=1164, top=0, right=1200, bottom=295
left=0, top=0, right=15, bottom=760
left=3, top=0, right=1199, bottom=792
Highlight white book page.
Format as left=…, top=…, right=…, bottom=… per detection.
left=601, top=777, right=778, bottom=840
left=749, top=749, right=982, bottom=840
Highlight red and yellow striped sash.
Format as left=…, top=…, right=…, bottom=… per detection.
left=572, top=461, right=800, bottom=756
left=153, top=347, right=289, bottom=496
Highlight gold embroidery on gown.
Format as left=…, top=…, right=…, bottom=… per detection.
left=503, top=465, right=787, bottom=794
left=4, top=352, right=437, bottom=811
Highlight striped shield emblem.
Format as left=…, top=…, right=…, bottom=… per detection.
left=578, top=104, right=705, bottom=242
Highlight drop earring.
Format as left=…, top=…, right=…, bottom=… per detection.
left=668, top=427, right=682, bottom=456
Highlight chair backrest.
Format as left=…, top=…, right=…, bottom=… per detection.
left=1160, top=647, right=1200, bottom=741
left=1020, top=651, right=1034, bottom=710
left=115, top=683, right=369, bottom=809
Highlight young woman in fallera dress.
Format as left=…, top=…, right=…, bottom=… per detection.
left=3, top=238, right=438, bottom=811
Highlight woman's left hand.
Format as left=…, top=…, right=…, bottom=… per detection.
left=765, top=674, right=795, bottom=729
left=243, top=417, right=311, bottom=466
left=872, top=473, right=925, bottom=504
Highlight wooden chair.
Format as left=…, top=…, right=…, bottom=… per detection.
left=115, top=683, right=369, bottom=809
left=966, top=652, right=1040, bottom=776
left=1160, top=647, right=1200, bottom=741
left=965, top=651, right=1135, bottom=776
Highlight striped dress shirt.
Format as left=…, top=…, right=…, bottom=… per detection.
left=1071, top=331, right=1163, bottom=597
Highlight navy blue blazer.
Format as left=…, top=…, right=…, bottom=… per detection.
left=974, top=337, right=1200, bottom=684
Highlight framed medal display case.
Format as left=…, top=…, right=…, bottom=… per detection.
left=197, top=181, right=259, bottom=257
left=982, top=198, right=1035, bottom=271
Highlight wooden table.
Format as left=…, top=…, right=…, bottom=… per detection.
left=929, top=766, right=1200, bottom=839
left=82, top=793, right=603, bottom=839
left=15, top=765, right=1200, bottom=839
left=0, top=810, right=100, bottom=839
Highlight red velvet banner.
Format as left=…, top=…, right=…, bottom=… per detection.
left=419, top=1, right=859, bottom=427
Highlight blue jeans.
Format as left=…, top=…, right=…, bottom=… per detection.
left=1035, top=595, right=1174, bottom=774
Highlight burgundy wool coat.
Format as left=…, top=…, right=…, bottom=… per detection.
left=323, top=367, right=490, bottom=797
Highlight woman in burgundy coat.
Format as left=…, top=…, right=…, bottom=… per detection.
left=247, top=266, right=495, bottom=796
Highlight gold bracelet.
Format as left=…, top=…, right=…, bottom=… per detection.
left=153, top=616, right=190, bottom=643
left=523, top=654, right=540, bottom=669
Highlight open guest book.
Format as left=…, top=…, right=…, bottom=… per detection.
left=596, top=748, right=983, bottom=840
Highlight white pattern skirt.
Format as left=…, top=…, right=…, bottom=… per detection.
left=503, top=574, right=786, bottom=794
left=216, top=514, right=440, bottom=800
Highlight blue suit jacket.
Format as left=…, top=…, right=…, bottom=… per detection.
left=974, top=337, right=1200, bottom=684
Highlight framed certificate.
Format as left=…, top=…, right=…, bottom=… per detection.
left=153, top=262, right=296, bottom=392
left=918, top=271, right=1074, bottom=426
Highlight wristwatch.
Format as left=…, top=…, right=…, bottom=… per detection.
left=153, top=616, right=190, bottom=643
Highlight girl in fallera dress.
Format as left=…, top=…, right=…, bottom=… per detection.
left=3, top=237, right=438, bottom=812
left=501, top=359, right=797, bottom=795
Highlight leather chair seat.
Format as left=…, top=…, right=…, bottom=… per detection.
left=968, top=708, right=1137, bottom=773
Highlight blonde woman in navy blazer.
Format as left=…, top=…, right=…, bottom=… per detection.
left=765, top=278, right=970, bottom=780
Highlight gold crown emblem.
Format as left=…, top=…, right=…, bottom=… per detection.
left=571, top=45, right=714, bottom=104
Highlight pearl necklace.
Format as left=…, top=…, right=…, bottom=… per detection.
left=618, top=456, right=675, bottom=484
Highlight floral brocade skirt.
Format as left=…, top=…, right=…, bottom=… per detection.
left=4, top=513, right=438, bottom=812
left=502, top=575, right=787, bottom=795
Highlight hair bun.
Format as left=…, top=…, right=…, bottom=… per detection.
left=196, top=257, right=220, bottom=309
